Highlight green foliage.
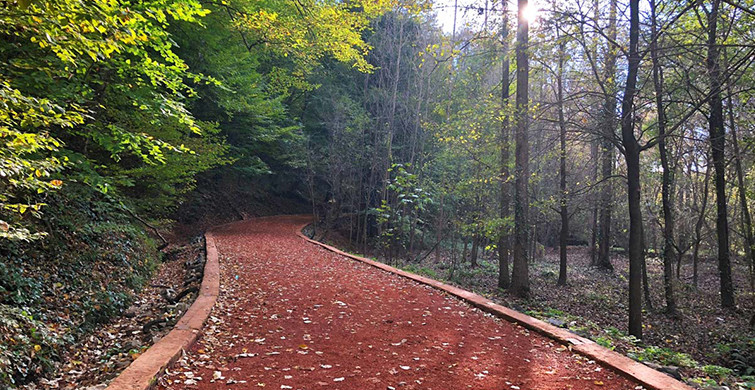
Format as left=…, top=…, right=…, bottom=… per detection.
left=0, top=305, right=64, bottom=386
left=0, top=183, right=159, bottom=386
left=172, top=5, right=302, bottom=183
left=0, top=0, right=216, bottom=237
left=637, top=346, right=698, bottom=368
left=687, top=377, right=719, bottom=387
left=0, top=85, right=69, bottom=240
left=447, top=264, right=492, bottom=287
left=401, top=264, right=438, bottom=279
left=423, top=36, right=506, bottom=252
left=113, top=120, right=230, bottom=216
left=715, top=337, right=755, bottom=376
left=0, top=0, right=389, bottom=385
left=375, top=164, right=433, bottom=257
left=595, top=336, right=615, bottom=350
left=1, top=0, right=387, bottom=237
left=703, top=365, right=734, bottom=381
left=228, top=0, right=389, bottom=77
left=543, top=308, right=565, bottom=317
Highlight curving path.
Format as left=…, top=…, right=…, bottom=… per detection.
left=156, top=215, right=643, bottom=390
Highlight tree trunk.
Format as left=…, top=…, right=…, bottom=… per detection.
left=436, top=191, right=445, bottom=263
left=650, top=0, right=676, bottom=314
left=693, top=164, right=711, bottom=289
left=596, top=0, right=618, bottom=272
left=498, top=0, right=511, bottom=290
left=557, top=37, right=568, bottom=287
left=590, top=142, right=599, bottom=266
left=471, top=234, right=480, bottom=268
left=621, top=0, right=643, bottom=339
left=451, top=226, right=457, bottom=268
left=511, top=0, right=530, bottom=298
left=449, top=228, right=458, bottom=279
left=705, top=0, right=735, bottom=308
left=462, top=237, right=469, bottom=264
left=589, top=0, right=600, bottom=267
left=381, top=18, right=405, bottom=207
left=640, top=220, right=654, bottom=312
left=642, top=253, right=654, bottom=312
left=728, top=88, right=755, bottom=291
left=409, top=212, right=417, bottom=256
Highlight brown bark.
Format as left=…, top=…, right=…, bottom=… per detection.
left=693, top=163, right=711, bottom=289
left=621, top=0, right=643, bottom=339
left=557, top=37, right=568, bottom=287
left=498, top=0, right=511, bottom=290
left=471, top=235, right=480, bottom=268
left=705, top=0, right=735, bottom=308
left=436, top=191, right=445, bottom=263
left=596, top=0, right=618, bottom=272
left=511, top=0, right=530, bottom=298
left=589, top=0, right=600, bottom=267
left=650, top=0, right=676, bottom=314
left=727, top=89, right=755, bottom=291
left=590, top=142, right=599, bottom=266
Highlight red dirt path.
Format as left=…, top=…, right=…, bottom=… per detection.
left=157, top=215, right=643, bottom=390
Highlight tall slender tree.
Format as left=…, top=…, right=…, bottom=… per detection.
left=511, top=0, right=530, bottom=297
left=728, top=94, right=755, bottom=290
left=556, top=33, right=569, bottom=287
left=499, top=0, right=512, bottom=289
left=589, top=0, right=601, bottom=267
left=650, top=0, right=677, bottom=314
left=704, top=0, right=735, bottom=308
left=596, top=0, right=618, bottom=271
left=621, top=0, right=643, bottom=339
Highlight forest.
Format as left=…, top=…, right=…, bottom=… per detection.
left=1, top=0, right=754, bottom=388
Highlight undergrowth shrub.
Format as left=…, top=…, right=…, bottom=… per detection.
left=716, top=337, right=755, bottom=376
left=0, top=184, right=159, bottom=386
left=637, top=346, right=698, bottom=368
left=402, top=264, right=438, bottom=279
left=0, top=305, right=65, bottom=386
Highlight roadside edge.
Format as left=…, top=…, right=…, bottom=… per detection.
left=296, top=223, right=692, bottom=390
left=105, top=231, right=220, bottom=390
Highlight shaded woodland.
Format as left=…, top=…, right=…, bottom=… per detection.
left=1, top=0, right=755, bottom=387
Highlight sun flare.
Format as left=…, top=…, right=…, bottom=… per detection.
left=522, top=2, right=539, bottom=24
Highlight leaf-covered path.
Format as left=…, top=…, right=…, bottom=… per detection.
left=157, top=215, right=642, bottom=390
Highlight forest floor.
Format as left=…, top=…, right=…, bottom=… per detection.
left=320, top=230, right=755, bottom=389
left=21, top=239, right=205, bottom=390
left=12, top=187, right=307, bottom=389
left=156, top=215, right=642, bottom=390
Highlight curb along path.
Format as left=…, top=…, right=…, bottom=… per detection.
left=109, top=215, right=691, bottom=389
left=296, top=224, right=692, bottom=390
left=106, top=233, right=220, bottom=390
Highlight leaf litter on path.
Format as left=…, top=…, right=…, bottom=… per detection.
left=156, top=216, right=644, bottom=390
